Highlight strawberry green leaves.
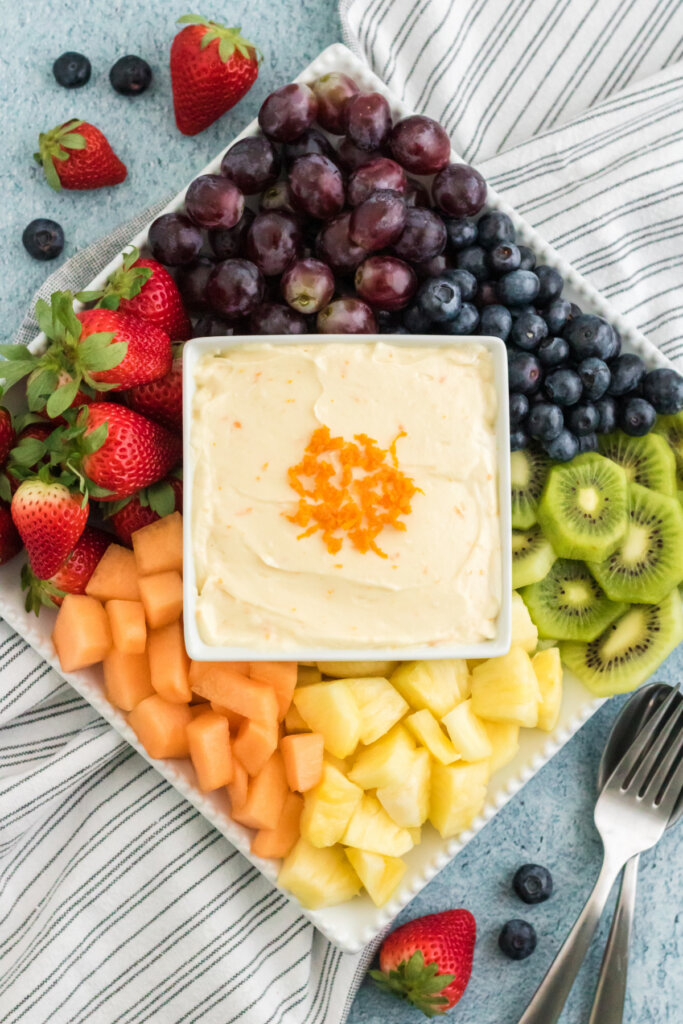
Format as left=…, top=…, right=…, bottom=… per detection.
left=35, top=119, right=86, bottom=191
left=369, top=951, right=456, bottom=1018
left=77, top=246, right=153, bottom=311
left=177, top=13, right=258, bottom=63
left=7, top=409, right=111, bottom=501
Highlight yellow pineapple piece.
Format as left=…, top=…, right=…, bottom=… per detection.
left=511, top=591, right=538, bottom=653
left=429, top=761, right=490, bottom=838
left=407, top=826, right=422, bottom=845
left=345, top=848, right=406, bottom=907
left=532, top=648, right=563, bottom=732
left=482, top=720, right=520, bottom=774
left=278, top=838, right=361, bottom=908
left=390, top=659, right=471, bottom=717
left=284, top=704, right=309, bottom=733
left=342, top=794, right=414, bottom=856
left=325, top=753, right=349, bottom=773
left=348, top=724, right=415, bottom=789
left=293, top=680, right=361, bottom=758
left=300, top=763, right=363, bottom=847
left=376, top=747, right=431, bottom=827
left=441, top=699, right=493, bottom=762
left=317, top=660, right=398, bottom=678
left=404, top=710, right=459, bottom=764
left=345, top=676, right=409, bottom=745
left=470, top=647, right=541, bottom=727
left=297, top=665, right=322, bottom=686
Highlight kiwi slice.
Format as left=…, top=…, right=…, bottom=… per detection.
left=511, top=448, right=550, bottom=529
left=537, top=454, right=628, bottom=561
left=511, top=525, right=556, bottom=589
left=598, top=431, right=676, bottom=496
left=587, top=482, right=683, bottom=604
left=521, top=559, right=625, bottom=641
left=561, top=589, right=683, bottom=696
left=654, top=410, right=683, bottom=484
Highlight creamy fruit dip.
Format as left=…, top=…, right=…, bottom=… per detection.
left=191, top=341, right=501, bottom=650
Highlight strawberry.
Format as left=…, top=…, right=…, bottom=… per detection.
left=35, top=119, right=127, bottom=191
left=370, top=909, right=476, bottom=1017
left=170, top=15, right=259, bottom=136
left=108, top=473, right=183, bottom=546
left=76, top=308, right=172, bottom=390
left=2, top=422, right=53, bottom=498
left=22, top=525, right=111, bottom=613
left=11, top=475, right=89, bottom=580
left=0, top=502, right=22, bottom=565
left=125, top=352, right=183, bottom=433
left=0, top=407, right=16, bottom=465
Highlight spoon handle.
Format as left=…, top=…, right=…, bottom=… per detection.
left=587, top=854, right=639, bottom=1024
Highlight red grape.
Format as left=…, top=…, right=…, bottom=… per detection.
left=349, top=190, right=407, bottom=250
left=344, top=92, right=392, bottom=150
left=336, top=136, right=384, bottom=172
left=281, top=258, right=335, bottom=314
left=220, top=136, right=280, bottom=195
left=185, top=174, right=244, bottom=230
left=389, top=115, right=451, bottom=174
left=317, top=297, right=377, bottom=334
left=284, top=128, right=338, bottom=167
left=258, top=83, right=318, bottom=142
left=175, top=256, right=215, bottom=311
left=246, top=212, right=303, bottom=277
left=208, top=208, right=254, bottom=260
left=432, top=163, right=487, bottom=217
left=206, top=259, right=265, bottom=317
left=249, top=302, right=308, bottom=334
left=315, top=212, right=368, bottom=274
left=347, top=157, right=407, bottom=206
left=312, top=72, right=360, bottom=134
left=148, top=213, right=202, bottom=266
left=193, top=314, right=248, bottom=337
left=355, top=255, right=417, bottom=311
left=404, top=179, right=431, bottom=208
left=413, top=253, right=451, bottom=279
left=259, top=181, right=296, bottom=214
left=289, top=154, right=345, bottom=220
left=392, top=207, right=447, bottom=263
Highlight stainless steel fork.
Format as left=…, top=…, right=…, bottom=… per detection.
left=517, top=683, right=683, bottom=1024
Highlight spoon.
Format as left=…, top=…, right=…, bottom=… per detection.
left=588, top=682, right=683, bottom=1023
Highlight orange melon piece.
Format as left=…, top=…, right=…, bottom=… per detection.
left=187, top=711, right=233, bottom=791
left=190, top=704, right=213, bottom=719
left=191, top=666, right=278, bottom=723
left=132, top=511, right=183, bottom=576
left=210, top=702, right=244, bottom=732
left=232, top=717, right=278, bottom=776
left=138, top=571, right=183, bottom=629
left=190, top=691, right=210, bottom=705
left=280, top=733, right=324, bottom=792
left=85, top=545, right=140, bottom=602
left=249, top=662, right=297, bottom=720
left=251, top=791, right=303, bottom=859
left=189, top=660, right=246, bottom=689
left=103, top=648, right=154, bottom=711
left=52, top=595, right=112, bottom=672
left=231, top=751, right=288, bottom=830
left=147, top=619, right=191, bottom=703
left=228, top=757, right=249, bottom=813
left=128, top=694, right=193, bottom=758
left=105, top=599, right=146, bottom=655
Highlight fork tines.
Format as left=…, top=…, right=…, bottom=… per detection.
left=608, top=684, right=683, bottom=808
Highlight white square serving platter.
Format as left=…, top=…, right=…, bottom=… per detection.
left=0, top=42, right=678, bottom=952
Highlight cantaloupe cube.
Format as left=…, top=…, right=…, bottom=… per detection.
left=190, top=704, right=213, bottom=718
left=192, top=665, right=278, bottom=723
left=128, top=694, right=193, bottom=759
left=105, top=599, right=146, bottom=655
left=210, top=701, right=244, bottom=732
left=232, top=717, right=278, bottom=776
left=85, top=545, right=140, bottom=601
left=284, top=704, right=310, bottom=733
left=251, top=792, right=303, bottom=859
left=138, top=571, right=183, bottom=629
left=52, top=594, right=112, bottom=672
left=103, top=648, right=154, bottom=711
left=249, top=662, right=297, bottom=719
left=228, top=756, right=249, bottom=813
left=147, top=620, right=191, bottom=703
left=231, top=751, right=288, bottom=830
left=280, top=733, right=324, bottom=792
left=132, top=511, right=183, bottom=576
left=190, top=691, right=209, bottom=705
left=187, top=711, right=233, bottom=791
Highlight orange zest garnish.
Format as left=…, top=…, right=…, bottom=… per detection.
left=285, top=426, right=420, bottom=557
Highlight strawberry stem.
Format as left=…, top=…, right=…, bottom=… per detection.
left=36, top=120, right=86, bottom=192
left=369, top=952, right=456, bottom=1018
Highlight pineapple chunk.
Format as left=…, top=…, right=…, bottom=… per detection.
left=376, top=748, right=431, bottom=827
left=442, top=699, right=493, bottom=762
left=278, top=838, right=361, bottom=908
left=348, top=724, right=415, bottom=789
left=511, top=591, right=538, bottom=653
left=407, top=826, right=422, bottom=845
left=325, top=753, right=350, bottom=773
left=390, top=659, right=471, bottom=717
left=404, top=710, right=459, bottom=764
left=482, top=720, right=520, bottom=774
left=293, top=681, right=361, bottom=758
left=345, top=848, right=406, bottom=907
left=532, top=648, right=563, bottom=732
left=470, top=647, right=541, bottom=727
left=284, top=704, right=309, bottom=734
left=317, top=660, right=398, bottom=678
left=342, top=795, right=414, bottom=856
left=429, top=761, right=490, bottom=838
left=297, top=665, right=322, bottom=686
left=300, top=763, right=363, bottom=847
left=345, top=676, right=409, bottom=745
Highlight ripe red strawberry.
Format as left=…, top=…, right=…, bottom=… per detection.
left=125, top=353, right=183, bottom=433
left=22, top=526, right=111, bottom=613
left=170, top=15, right=259, bottom=136
left=3, top=422, right=54, bottom=497
left=35, top=119, right=127, bottom=191
left=370, top=910, right=476, bottom=1016
left=0, top=407, right=16, bottom=465
left=76, top=308, right=172, bottom=390
left=109, top=474, right=183, bottom=546
left=11, top=476, right=89, bottom=579
left=0, top=502, right=22, bottom=565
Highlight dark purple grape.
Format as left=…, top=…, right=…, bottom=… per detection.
left=206, top=259, right=265, bottom=317
left=193, top=313, right=247, bottom=337
left=619, top=397, right=656, bottom=436
left=208, top=208, right=254, bottom=260
left=568, top=403, right=600, bottom=436
left=220, top=136, right=280, bottom=195
left=336, top=136, right=384, bottom=172
left=518, top=246, right=536, bottom=271
left=348, top=157, right=407, bottom=206
left=528, top=403, right=564, bottom=442
left=413, top=254, right=450, bottom=279
left=392, top=207, right=446, bottom=263
left=249, top=302, right=308, bottom=335
left=446, top=217, right=477, bottom=250
left=443, top=268, right=477, bottom=302
left=148, top=212, right=202, bottom=266
left=344, top=92, right=392, bottom=150
left=607, top=354, right=647, bottom=396
left=577, top=358, right=611, bottom=402
left=185, top=174, right=244, bottom=230
left=510, top=312, right=548, bottom=351
left=317, top=297, right=377, bottom=334
left=441, top=302, right=479, bottom=335
left=477, top=211, right=515, bottom=249
left=479, top=304, right=512, bottom=341
left=537, top=336, right=570, bottom=367
left=283, top=128, right=338, bottom=168
left=355, top=255, right=417, bottom=311
left=258, top=83, right=318, bottom=142
left=405, top=180, right=431, bottom=208
left=389, top=115, right=450, bottom=174
left=289, top=154, right=345, bottom=220
left=175, top=256, right=214, bottom=311
left=433, top=164, right=487, bottom=218
left=488, top=243, right=521, bottom=275
left=642, top=368, right=683, bottom=414
left=281, top=258, right=335, bottom=314
left=544, top=429, right=579, bottom=462
left=349, top=190, right=406, bottom=251
left=315, top=212, right=367, bottom=275
left=508, top=351, right=542, bottom=395
left=545, top=368, right=583, bottom=406
left=312, top=72, right=360, bottom=134
left=246, top=212, right=302, bottom=277
left=509, top=392, right=529, bottom=427
left=259, top=181, right=296, bottom=214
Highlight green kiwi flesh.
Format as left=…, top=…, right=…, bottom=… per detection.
left=511, top=525, right=556, bottom=589
left=587, top=482, right=683, bottom=604
left=653, top=410, right=683, bottom=485
left=560, top=589, right=683, bottom=696
left=521, top=558, right=625, bottom=641
left=510, top=448, right=550, bottom=529
left=598, top=431, right=676, bottom=496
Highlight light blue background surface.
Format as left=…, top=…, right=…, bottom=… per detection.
left=1, top=2, right=681, bottom=1022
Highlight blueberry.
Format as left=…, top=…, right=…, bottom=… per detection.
left=544, top=429, right=579, bottom=462
left=510, top=303, right=537, bottom=321
left=499, top=920, right=537, bottom=960
left=534, top=265, right=563, bottom=306
left=619, top=397, right=656, bottom=436
left=544, top=297, right=572, bottom=335
left=607, top=353, right=647, bottom=396
left=377, top=310, right=403, bottom=334
left=577, top=357, right=611, bottom=401
left=528, top=403, right=564, bottom=442
left=642, top=368, right=683, bottom=414
left=442, top=302, right=479, bottom=334
left=596, top=396, right=618, bottom=434
left=510, top=429, right=528, bottom=451
left=52, top=51, right=91, bottom=88
left=479, top=304, right=512, bottom=341
left=518, top=245, right=536, bottom=271
left=510, top=312, right=548, bottom=351
left=476, top=281, right=499, bottom=307
left=568, top=403, right=600, bottom=436
left=605, top=326, right=622, bottom=360
left=537, top=336, right=570, bottom=367
left=488, top=243, right=521, bottom=275
left=563, top=314, right=613, bottom=360
left=497, top=270, right=540, bottom=307
left=545, top=368, right=583, bottom=406
left=508, top=351, right=543, bottom=395
left=417, top=276, right=462, bottom=322
left=403, top=303, right=433, bottom=333
left=110, top=55, right=153, bottom=95
left=445, top=217, right=478, bottom=250
left=455, top=245, right=488, bottom=281
left=578, top=433, right=599, bottom=453
left=509, top=392, right=529, bottom=427
left=513, top=864, right=553, bottom=905
left=22, top=218, right=64, bottom=261
left=443, top=268, right=477, bottom=303
left=477, top=211, right=515, bottom=249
